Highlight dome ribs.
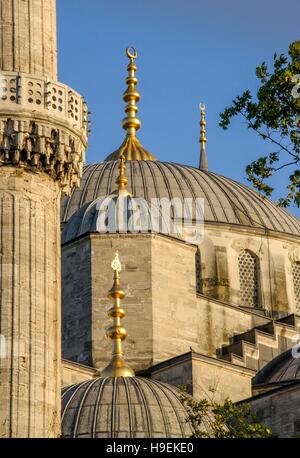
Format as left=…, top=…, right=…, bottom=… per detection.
left=204, top=171, right=254, bottom=227
left=179, top=165, right=225, bottom=223
left=93, top=162, right=110, bottom=201
left=136, top=160, right=149, bottom=201
left=148, top=379, right=186, bottom=437
left=73, top=377, right=99, bottom=438
left=143, top=160, right=161, bottom=201
left=91, top=377, right=108, bottom=438
left=219, top=174, right=277, bottom=231
left=123, top=377, right=134, bottom=437
left=162, top=162, right=189, bottom=216
left=61, top=161, right=300, bottom=238
left=61, top=379, right=91, bottom=426
left=79, top=164, right=99, bottom=209
left=140, top=377, right=170, bottom=437
left=130, top=377, right=152, bottom=438
left=236, top=180, right=299, bottom=235
left=209, top=172, right=269, bottom=229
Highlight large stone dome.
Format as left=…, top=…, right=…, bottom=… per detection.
left=61, top=160, right=300, bottom=237
left=61, top=193, right=170, bottom=244
left=61, top=377, right=194, bottom=438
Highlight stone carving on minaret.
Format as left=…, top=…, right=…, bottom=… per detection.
left=0, top=75, right=88, bottom=194
left=0, top=0, right=89, bottom=195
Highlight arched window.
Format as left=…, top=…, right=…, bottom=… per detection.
left=292, top=262, right=300, bottom=314
left=238, top=250, right=260, bottom=308
left=195, top=248, right=202, bottom=294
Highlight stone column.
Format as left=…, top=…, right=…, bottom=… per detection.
left=0, top=168, right=61, bottom=437
left=0, top=0, right=57, bottom=80
left=0, top=0, right=88, bottom=438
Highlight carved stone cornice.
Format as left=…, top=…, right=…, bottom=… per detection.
left=0, top=71, right=89, bottom=195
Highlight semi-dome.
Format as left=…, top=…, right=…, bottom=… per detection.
left=253, top=349, right=300, bottom=386
left=61, top=160, right=300, bottom=237
left=61, top=376, right=194, bottom=438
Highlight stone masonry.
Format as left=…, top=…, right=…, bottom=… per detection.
left=0, top=0, right=88, bottom=437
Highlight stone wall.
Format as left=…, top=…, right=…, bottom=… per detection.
left=62, top=233, right=199, bottom=372
left=250, top=383, right=300, bottom=437
left=199, top=225, right=300, bottom=316
left=0, top=0, right=57, bottom=80
left=62, top=237, right=92, bottom=366
left=62, top=231, right=294, bottom=374
left=61, top=227, right=300, bottom=410
left=150, top=351, right=254, bottom=403
left=197, top=296, right=269, bottom=356
left=151, top=236, right=198, bottom=364
left=90, top=234, right=154, bottom=372
left=0, top=167, right=61, bottom=438
left=62, top=359, right=97, bottom=388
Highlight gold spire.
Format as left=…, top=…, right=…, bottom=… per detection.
left=122, top=47, right=141, bottom=137
left=115, top=153, right=130, bottom=196
left=101, top=251, right=135, bottom=378
left=199, top=103, right=208, bottom=171
left=104, top=47, right=156, bottom=161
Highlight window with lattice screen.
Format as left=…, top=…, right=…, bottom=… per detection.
left=292, top=262, right=300, bottom=314
left=238, top=250, right=260, bottom=308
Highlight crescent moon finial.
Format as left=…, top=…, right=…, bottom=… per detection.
left=111, top=251, right=122, bottom=272
left=126, top=46, right=138, bottom=61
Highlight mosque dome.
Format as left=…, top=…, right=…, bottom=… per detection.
left=61, top=160, right=300, bottom=237
left=61, top=190, right=169, bottom=244
left=61, top=48, right=300, bottom=239
left=253, top=349, right=300, bottom=386
left=61, top=376, right=193, bottom=438
left=61, top=250, right=195, bottom=439
left=61, top=155, right=175, bottom=244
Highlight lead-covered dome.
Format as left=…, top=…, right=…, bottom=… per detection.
left=61, top=377, right=194, bottom=438
left=253, top=349, right=300, bottom=386
left=61, top=161, right=300, bottom=236
left=61, top=193, right=168, bottom=244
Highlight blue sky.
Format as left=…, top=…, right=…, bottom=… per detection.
left=57, top=0, right=300, bottom=217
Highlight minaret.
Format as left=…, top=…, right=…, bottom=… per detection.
left=0, top=0, right=88, bottom=438
left=199, top=103, right=208, bottom=171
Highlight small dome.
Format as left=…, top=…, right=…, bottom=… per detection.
left=61, top=161, right=300, bottom=237
left=61, top=193, right=171, bottom=244
left=253, top=349, right=300, bottom=386
left=61, top=377, right=194, bottom=438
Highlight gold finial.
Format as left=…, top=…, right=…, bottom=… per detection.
left=103, top=47, right=157, bottom=161
left=199, top=103, right=208, bottom=171
left=101, top=251, right=135, bottom=378
left=111, top=250, right=122, bottom=272
left=115, top=153, right=130, bottom=195
left=122, top=47, right=141, bottom=137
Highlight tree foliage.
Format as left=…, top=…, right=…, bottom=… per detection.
left=180, top=388, right=273, bottom=438
left=219, top=40, right=300, bottom=207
